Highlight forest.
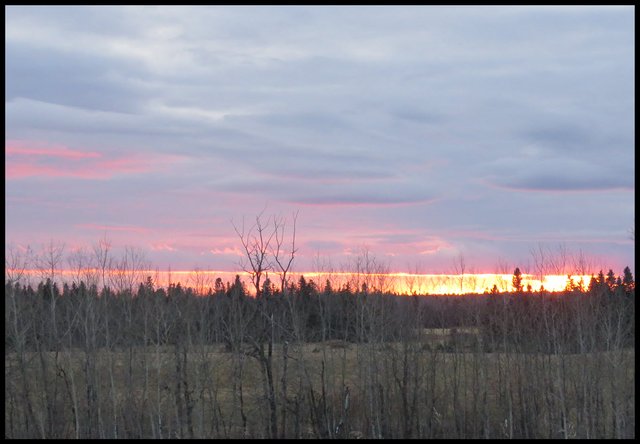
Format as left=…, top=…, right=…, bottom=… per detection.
left=5, top=259, right=635, bottom=439
left=4, top=212, right=636, bottom=439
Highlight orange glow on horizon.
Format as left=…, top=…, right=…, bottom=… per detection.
left=6, top=268, right=597, bottom=296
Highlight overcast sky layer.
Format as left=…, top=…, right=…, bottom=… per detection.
left=5, top=6, right=635, bottom=275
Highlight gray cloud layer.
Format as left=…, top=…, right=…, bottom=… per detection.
left=5, top=6, right=635, bottom=272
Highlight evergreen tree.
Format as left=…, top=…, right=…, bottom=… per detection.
left=214, top=277, right=225, bottom=295
left=512, top=267, right=523, bottom=293
left=565, top=275, right=576, bottom=292
left=588, top=274, right=597, bottom=292
left=227, top=274, right=245, bottom=299
left=297, top=275, right=311, bottom=299
left=262, top=276, right=273, bottom=298
left=605, top=269, right=617, bottom=291
left=622, top=266, right=634, bottom=293
left=323, top=278, right=333, bottom=295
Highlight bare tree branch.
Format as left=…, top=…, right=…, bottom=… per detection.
left=271, top=210, right=299, bottom=294
left=232, top=210, right=277, bottom=298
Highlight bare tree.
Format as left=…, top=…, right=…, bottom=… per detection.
left=571, top=249, right=594, bottom=291
left=68, top=247, right=100, bottom=289
left=6, top=243, right=32, bottom=287
left=403, top=262, right=423, bottom=295
left=495, top=257, right=511, bottom=292
left=453, top=252, right=466, bottom=294
left=232, top=211, right=277, bottom=298
left=467, top=265, right=479, bottom=294
left=5, top=244, right=32, bottom=352
left=5, top=244, right=39, bottom=437
left=530, top=243, right=548, bottom=288
left=92, top=234, right=113, bottom=291
left=312, top=251, right=337, bottom=294
left=109, top=246, right=148, bottom=294
left=548, top=243, right=569, bottom=277
left=190, top=267, right=213, bottom=295
left=36, top=240, right=65, bottom=283
left=68, top=255, right=102, bottom=437
left=270, top=210, right=299, bottom=295
left=35, top=240, right=66, bottom=343
left=32, top=240, right=66, bottom=437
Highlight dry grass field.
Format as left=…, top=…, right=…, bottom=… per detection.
left=5, top=332, right=635, bottom=439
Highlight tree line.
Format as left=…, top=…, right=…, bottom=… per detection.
left=5, top=266, right=636, bottom=351
left=5, top=264, right=635, bottom=438
left=4, top=214, right=635, bottom=439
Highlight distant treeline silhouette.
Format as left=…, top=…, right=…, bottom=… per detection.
left=5, top=269, right=635, bottom=353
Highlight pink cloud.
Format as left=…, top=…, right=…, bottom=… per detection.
left=291, top=197, right=436, bottom=208
left=151, top=243, right=176, bottom=251
left=443, top=229, right=505, bottom=242
left=75, top=223, right=150, bottom=234
left=341, top=229, right=452, bottom=257
left=6, top=139, right=184, bottom=180
left=93, top=156, right=156, bottom=175
left=6, top=162, right=109, bottom=179
left=418, top=243, right=447, bottom=255
left=381, top=238, right=450, bottom=256
left=6, top=140, right=101, bottom=159
left=210, top=246, right=244, bottom=256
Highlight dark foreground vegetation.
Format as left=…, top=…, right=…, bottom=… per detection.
left=5, top=269, right=635, bottom=439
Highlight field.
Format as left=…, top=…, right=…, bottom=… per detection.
left=5, top=329, right=635, bottom=439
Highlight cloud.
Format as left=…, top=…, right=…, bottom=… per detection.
left=347, top=230, right=452, bottom=256
left=418, top=242, right=448, bottom=255
left=490, top=174, right=632, bottom=193
left=304, top=240, right=344, bottom=253
left=75, top=223, right=150, bottom=234
left=6, top=156, right=161, bottom=180
left=389, top=108, right=445, bottom=124
left=6, top=140, right=101, bottom=159
left=5, top=6, right=634, bottom=274
left=6, top=98, right=186, bottom=138
left=283, top=176, right=438, bottom=207
left=480, top=146, right=634, bottom=193
left=6, top=138, right=187, bottom=180
left=150, top=243, right=176, bottom=252
left=209, top=247, right=244, bottom=257
left=475, top=113, right=634, bottom=193
left=5, top=44, right=149, bottom=114
left=289, top=194, right=435, bottom=207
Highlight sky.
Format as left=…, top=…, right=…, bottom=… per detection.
left=5, top=5, right=635, bottom=277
